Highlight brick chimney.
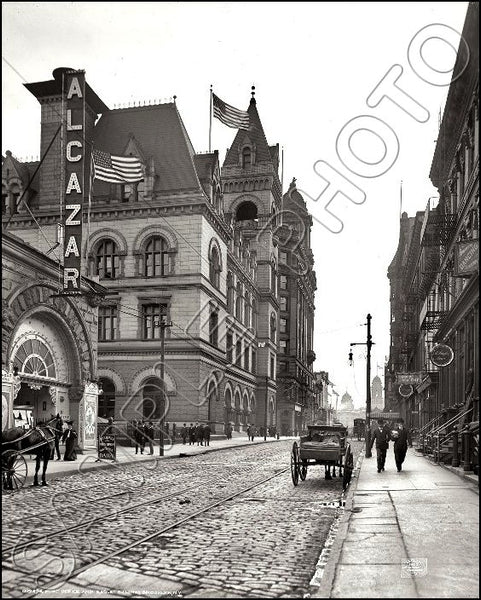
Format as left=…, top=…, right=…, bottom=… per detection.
left=24, top=68, right=108, bottom=210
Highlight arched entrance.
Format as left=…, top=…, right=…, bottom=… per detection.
left=234, top=390, right=241, bottom=431
left=142, top=377, right=164, bottom=421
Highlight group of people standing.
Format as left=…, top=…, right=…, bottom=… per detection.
left=132, top=420, right=155, bottom=455
left=180, top=423, right=211, bottom=446
left=369, top=418, right=410, bottom=473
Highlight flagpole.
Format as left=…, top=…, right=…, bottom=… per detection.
left=399, top=179, right=403, bottom=220
left=85, top=155, right=94, bottom=260
left=209, top=85, right=213, bottom=152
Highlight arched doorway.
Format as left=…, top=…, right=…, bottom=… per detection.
left=234, top=391, right=241, bottom=431
left=207, top=380, right=217, bottom=425
left=224, top=388, right=232, bottom=427
left=142, top=377, right=164, bottom=421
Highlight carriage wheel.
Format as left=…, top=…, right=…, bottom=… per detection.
left=2, top=450, right=27, bottom=493
left=290, top=442, right=299, bottom=486
left=299, top=460, right=308, bottom=481
left=343, top=445, right=354, bottom=489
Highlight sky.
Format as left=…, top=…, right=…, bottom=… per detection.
left=2, top=2, right=470, bottom=408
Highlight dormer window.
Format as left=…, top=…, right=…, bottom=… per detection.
left=122, top=184, right=134, bottom=202
left=242, top=147, right=251, bottom=168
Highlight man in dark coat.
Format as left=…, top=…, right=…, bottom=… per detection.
left=144, top=421, right=155, bottom=455
left=369, top=419, right=391, bottom=473
left=134, top=420, right=145, bottom=454
left=204, top=423, right=211, bottom=446
left=391, top=418, right=409, bottom=472
left=52, top=413, right=63, bottom=460
left=196, top=423, right=204, bottom=446
left=189, top=423, right=195, bottom=445
left=181, top=423, right=188, bottom=445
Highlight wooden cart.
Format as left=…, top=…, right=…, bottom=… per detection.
left=290, top=424, right=354, bottom=489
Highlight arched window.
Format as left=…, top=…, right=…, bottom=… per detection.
left=242, top=147, right=251, bottom=168
left=9, top=184, right=20, bottom=215
left=235, top=283, right=243, bottom=321
left=270, top=313, right=277, bottom=343
left=13, top=338, right=56, bottom=379
left=227, top=272, right=234, bottom=313
left=98, top=378, right=116, bottom=419
left=96, top=239, right=119, bottom=279
left=270, top=259, right=277, bottom=294
left=251, top=298, right=257, bottom=332
left=209, top=245, right=221, bottom=288
left=144, top=236, right=169, bottom=277
left=244, top=292, right=251, bottom=327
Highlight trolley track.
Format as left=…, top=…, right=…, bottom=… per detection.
left=10, top=466, right=290, bottom=597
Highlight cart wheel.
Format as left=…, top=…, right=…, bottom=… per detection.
left=299, top=460, right=308, bottom=481
left=343, top=445, right=354, bottom=489
left=290, top=442, right=299, bottom=486
left=2, top=450, right=27, bottom=493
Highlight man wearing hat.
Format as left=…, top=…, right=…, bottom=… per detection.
left=61, top=420, right=77, bottom=461
left=369, top=419, right=391, bottom=473
left=391, top=418, right=409, bottom=472
left=52, top=413, right=63, bottom=460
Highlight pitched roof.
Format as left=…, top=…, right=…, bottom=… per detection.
left=223, top=98, right=276, bottom=167
left=92, top=103, right=202, bottom=193
left=193, top=152, right=217, bottom=181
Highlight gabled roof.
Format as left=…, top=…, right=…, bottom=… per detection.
left=223, top=98, right=276, bottom=167
left=193, top=152, right=217, bottom=181
left=1, top=151, right=39, bottom=191
left=92, top=103, right=203, bottom=193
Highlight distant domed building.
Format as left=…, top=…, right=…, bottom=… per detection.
left=340, top=391, right=354, bottom=411
left=371, top=376, right=384, bottom=410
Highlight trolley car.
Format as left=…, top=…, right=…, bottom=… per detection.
left=290, top=424, right=354, bottom=489
left=352, top=418, right=366, bottom=440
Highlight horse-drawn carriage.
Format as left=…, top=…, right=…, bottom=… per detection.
left=352, top=418, right=366, bottom=440
left=2, top=423, right=56, bottom=492
left=290, top=424, right=354, bottom=489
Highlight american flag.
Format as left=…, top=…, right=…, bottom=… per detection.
left=92, top=149, right=144, bottom=184
left=212, top=93, right=250, bottom=130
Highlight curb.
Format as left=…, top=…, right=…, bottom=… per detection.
left=25, top=438, right=284, bottom=484
left=420, top=454, right=479, bottom=491
left=308, top=450, right=365, bottom=598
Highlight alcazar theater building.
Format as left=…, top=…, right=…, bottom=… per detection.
left=2, top=67, right=317, bottom=442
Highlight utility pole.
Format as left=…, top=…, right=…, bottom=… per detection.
left=366, top=314, right=373, bottom=459
left=157, top=315, right=172, bottom=456
left=264, top=375, right=268, bottom=441
left=350, top=313, right=374, bottom=458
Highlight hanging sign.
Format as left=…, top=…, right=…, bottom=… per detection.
left=399, top=384, right=414, bottom=398
left=454, top=240, right=478, bottom=277
left=430, top=343, right=454, bottom=367
left=396, top=372, right=423, bottom=385
left=63, top=70, right=86, bottom=294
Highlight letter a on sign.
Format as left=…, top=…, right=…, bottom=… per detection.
left=67, top=77, right=83, bottom=99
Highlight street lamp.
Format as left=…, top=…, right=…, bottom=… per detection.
left=349, top=313, right=374, bottom=458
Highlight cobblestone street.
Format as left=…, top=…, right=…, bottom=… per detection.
left=2, top=440, right=363, bottom=598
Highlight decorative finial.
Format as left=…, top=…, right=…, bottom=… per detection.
left=173, top=95, right=177, bottom=103
left=251, top=85, right=255, bottom=98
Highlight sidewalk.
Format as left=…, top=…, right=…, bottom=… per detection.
left=22, top=435, right=286, bottom=484
left=315, top=448, right=479, bottom=598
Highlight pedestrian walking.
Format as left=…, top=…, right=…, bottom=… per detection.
left=61, top=420, right=77, bottom=461
left=204, top=423, right=211, bottom=446
left=145, top=421, right=155, bottom=455
left=181, top=423, right=188, bottom=444
left=51, top=413, right=63, bottom=460
left=250, top=424, right=256, bottom=442
left=369, top=418, right=391, bottom=472
left=391, top=418, right=409, bottom=472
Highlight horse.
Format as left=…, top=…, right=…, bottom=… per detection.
left=2, top=421, right=56, bottom=488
